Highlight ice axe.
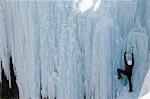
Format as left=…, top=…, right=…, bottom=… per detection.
left=132, top=46, right=134, bottom=53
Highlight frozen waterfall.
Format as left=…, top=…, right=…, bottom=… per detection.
left=0, top=0, right=150, bottom=99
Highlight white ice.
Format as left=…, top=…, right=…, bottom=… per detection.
left=0, top=0, right=150, bottom=99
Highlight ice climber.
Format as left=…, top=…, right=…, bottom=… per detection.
left=117, top=51, right=134, bottom=92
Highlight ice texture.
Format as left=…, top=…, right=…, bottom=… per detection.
left=0, top=0, right=150, bottom=99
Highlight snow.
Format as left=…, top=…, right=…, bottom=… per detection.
left=138, top=67, right=150, bottom=99
left=93, top=0, right=101, bottom=12
left=78, top=0, right=93, bottom=12
left=139, top=69, right=150, bottom=99
left=0, top=0, right=150, bottom=99
left=140, top=92, right=150, bottom=99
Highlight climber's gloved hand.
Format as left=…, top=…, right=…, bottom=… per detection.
left=124, top=51, right=127, bottom=55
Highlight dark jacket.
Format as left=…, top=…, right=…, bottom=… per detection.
left=124, top=52, right=134, bottom=75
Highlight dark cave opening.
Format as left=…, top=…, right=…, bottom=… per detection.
left=0, top=57, right=19, bottom=98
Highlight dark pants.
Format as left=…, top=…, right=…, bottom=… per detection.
left=117, top=69, right=133, bottom=92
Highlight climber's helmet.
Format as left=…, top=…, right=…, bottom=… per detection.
left=127, top=60, right=132, bottom=65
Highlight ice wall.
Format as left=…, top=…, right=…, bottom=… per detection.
left=0, top=0, right=150, bottom=99
left=3, top=1, right=40, bottom=98
left=0, top=0, right=11, bottom=87
left=138, top=67, right=150, bottom=98
left=111, top=0, right=149, bottom=98
left=1, top=1, right=84, bottom=99
left=78, top=5, right=113, bottom=99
